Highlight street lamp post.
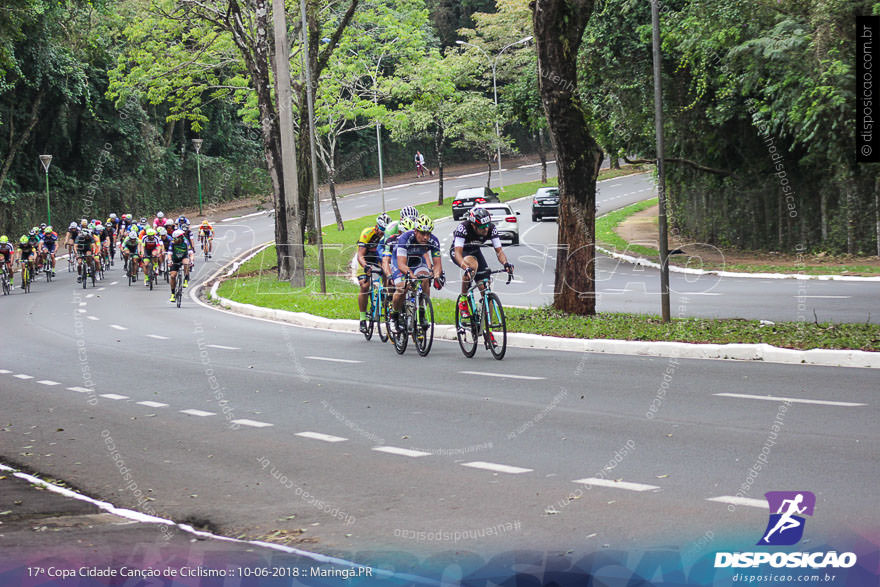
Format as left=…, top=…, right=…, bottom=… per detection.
left=456, top=36, right=532, bottom=190
left=650, top=0, right=671, bottom=323
left=39, top=155, right=52, bottom=224
left=192, top=139, right=204, bottom=216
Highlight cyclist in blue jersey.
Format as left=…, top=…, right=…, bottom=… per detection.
left=388, top=214, right=444, bottom=333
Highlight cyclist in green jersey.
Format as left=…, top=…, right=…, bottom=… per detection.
left=168, top=229, right=193, bottom=303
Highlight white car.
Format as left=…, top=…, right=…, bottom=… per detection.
left=483, top=203, right=520, bottom=245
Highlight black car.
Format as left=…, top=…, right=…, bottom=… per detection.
left=451, top=187, right=501, bottom=221
left=531, top=187, right=559, bottom=221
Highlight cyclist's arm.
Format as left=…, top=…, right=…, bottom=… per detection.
left=356, top=244, right=368, bottom=269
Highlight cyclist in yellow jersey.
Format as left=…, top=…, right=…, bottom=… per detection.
left=356, top=213, right=391, bottom=334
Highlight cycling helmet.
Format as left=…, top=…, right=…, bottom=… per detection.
left=125, top=213, right=133, bottom=220
left=158, top=227, right=167, bottom=236
left=414, top=214, right=434, bottom=233
left=44, top=226, right=52, bottom=233
left=139, top=217, right=147, bottom=224
left=109, top=213, right=117, bottom=219
left=157, top=211, right=164, bottom=218
left=80, top=218, right=88, bottom=227
left=128, top=230, right=138, bottom=238
left=69, top=222, right=77, bottom=229
left=400, top=205, right=418, bottom=220
left=468, top=206, right=491, bottom=228
left=29, top=228, right=38, bottom=236
left=376, top=213, right=391, bottom=230
left=94, top=220, right=102, bottom=227
left=201, top=219, right=209, bottom=226
left=39, top=223, right=47, bottom=230
left=20, top=236, right=28, bottom=243
left=0, top=236, right=7, bottom=243
left=172, top=229, right=185, bottom=238
left=145, top=228, right=156, bottom=236
left=87, top=223, right=95, bottom=230
left=177, top=216, right=189, bottom=225
left=399, top=217, right=416, bottom=232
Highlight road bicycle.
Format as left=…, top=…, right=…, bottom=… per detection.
left=67, top=245, right=76, bottom=272
left=145, top=257, right=158, bottom=291
left=41, top=253, right=54, bottom=282
left=363, top=268, right=389, bottom=342
left=1, top=264, right=11, bottom=295
left=79, top=253, right=96, bottom=289
left=455, top=269, right=511, bottom=360
left=126, top=254, right=139, bottom=286
left=19, top=259, right=33, bottom=293
left=390, top=273, right=435, bottom=357
left=199, top=234, right=211, bottom=261
left=174, top=267, right=185, bottom=308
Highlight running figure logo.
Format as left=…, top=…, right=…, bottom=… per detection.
left=758, top=491, right=816, bottom=546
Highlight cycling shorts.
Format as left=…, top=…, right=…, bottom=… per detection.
left=391, top=261, right=431, bottom=285
left=450, top=246, right=490, bottom=280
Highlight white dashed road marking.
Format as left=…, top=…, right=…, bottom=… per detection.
left=461, top=462, right=533, bottom=474
left=67, top=387, right=93, bottom=393
left=99, top=394, right=129, bottom=400
left=231, top=419, right=274, bottom=428
left=13, top=374, right=33, bottom=379
left=714, top=393, right=866, bottom=407
left=573, top=478, right=660, bottom=492
left=795, top=295, right=851, bottom=299
left=372, top=446, right=432, bottom=458
left=110, top=324, right=127, bottom=330
left=180, top=409, right=216, bottom=417
left=706, top=496, right=768, bottom=509
left=85, top=294, right=94, bottom=298
left=305, top=356, right=362, bottom=364
left=458, top=371, right=545, bottom=381
left=147, top=334, right=169, bottom=340
left=87, top=316, right=100, bottom=321
left=206, top=344, right=240, bottom=350
left=137, top=401, right=168, bottom=408
left=37, top=380, right=61, bottom=386
left=76, top=309, right=87, bottom=314
left=295, top=431, right=348, bottom=443
left=0, top=369, right=11, bottom=374
left=110, top=281, right=119, bottom=285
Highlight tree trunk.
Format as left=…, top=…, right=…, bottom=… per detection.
left=536, top=128, right=547, bottom=183
left=229, top=0, right=302, bottom=283
left=533, top=0, right=602, bottom=315
left=843, top=168, right=857, bottom=255
left=875, top=176, right=880, bottom=257
left=485, top=153, right=493, bottom=191
left=778, top=191, right=784, bottom=248
left=610, top=155, right=620, bottom=169
left=0, top=88, right=44, bottom=194
left=820, top=189, right=828, bottom=242
left=329, top=146, right=344, bottom=231
left=434, top=125, right=445, bottom=205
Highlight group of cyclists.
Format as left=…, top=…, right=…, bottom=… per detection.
left=355, top=204, right=513, bottom=335
left=1, top=211, right=215, bottom=303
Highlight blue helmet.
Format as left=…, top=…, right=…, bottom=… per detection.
left=177, top=216, right=189, bottom=225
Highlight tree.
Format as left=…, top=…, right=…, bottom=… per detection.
left=532, top=0, right=603, bottom=315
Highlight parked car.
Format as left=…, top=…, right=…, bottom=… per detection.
left=531, top=186, right=559, bottom=222
left=451, top=187, right=500, bottom=220
left=482, top=203, right=520, bottom=245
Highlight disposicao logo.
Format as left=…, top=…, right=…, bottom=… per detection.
left=758, top=491, right=815, bottom=546
left=714, top=491, right=858, bottom=570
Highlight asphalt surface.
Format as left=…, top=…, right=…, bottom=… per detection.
left=1, top=163, right=878, bottom=585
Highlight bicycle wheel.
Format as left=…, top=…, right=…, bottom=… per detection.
left=23, top=266, right=30, bottom=293
left=363, top=289, right=375, bottom=341
left=90, top=260, right=97, bottom=287
left=376, top=287, right=388, bottom=343
left=483, top=292, right=507, bottom=360
left=2, top=275, right=9, bottom=295
left=176, top=278, right=183, bottom=308
left=148, top=264, right=154, bottom=290
left=413, top=294, right=434, bottom=357
left=455, top=297, right=478, bottom=358
left=393, top=304, right=409, bottom=355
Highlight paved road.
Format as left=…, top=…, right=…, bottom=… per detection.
left=1, top=162, right=877, bottom=564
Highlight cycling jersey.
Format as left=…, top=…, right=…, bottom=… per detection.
left=142, top=235, right=162, bottom=255
left=18, top=241, right=35, bottom=258
left=169, top=239, right=190, bottom=261
left=67, top=227, right=80, bottom=241
left=121, top=236, right=139, bottom=252
left=394, top=229, right=440, bottom=268
left=357, top=226, right=384, bottom=256
left=42, top=231, right=58, bottom=252
left=27, top=235, right=41, bottom=248
left=0, top=242, right=14, bottom=260
left=199, top=224, right=213, bottom=235
left=93, top=226, right=107, bottom=242
left=75, top=233, right=94, bottom=254
left=153, top=217, right=168, bottom=229
left=450, top=220, right=502, bottom=253
left=159, top=234, right=172, bottom=250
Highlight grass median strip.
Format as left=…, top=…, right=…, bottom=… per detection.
left=215, top=176, right=879, bottom=352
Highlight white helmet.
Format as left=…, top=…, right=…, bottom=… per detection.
left=157, top=226, right=167, bottom=236
left=157, top=211, right=164, bottom=218
left=128, top=230, right=138, bottom=238
left=172, top=229, right=185, bottom=238
left=69, top=222, right=78, bottom=229
left=109, top=213, right=117, bottom=219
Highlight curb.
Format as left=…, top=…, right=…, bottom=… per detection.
left=204, top=275, right=879, bottom=370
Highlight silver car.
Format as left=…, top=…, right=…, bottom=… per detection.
left=483, top=203, right=520, bottom=246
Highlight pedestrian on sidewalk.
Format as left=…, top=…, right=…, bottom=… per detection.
left=414, top=151, right=426, bottom=177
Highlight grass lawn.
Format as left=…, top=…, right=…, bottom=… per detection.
left=214, top=171, right=879, bottom=352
